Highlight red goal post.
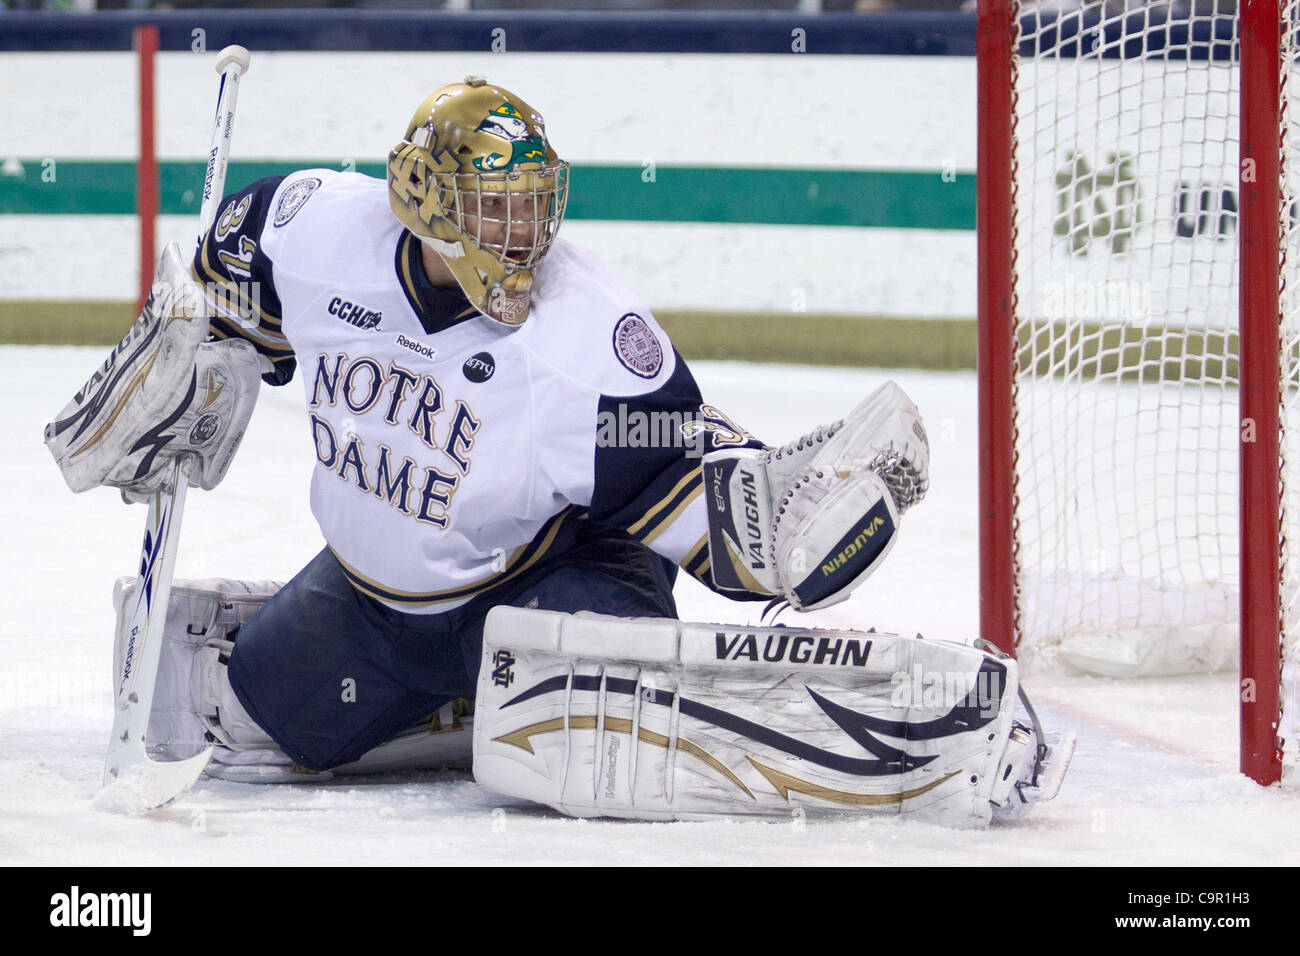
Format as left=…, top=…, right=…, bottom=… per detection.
left=135, top=24, right=159, bottom=313
left=977, top=0, right=1289, bottom=785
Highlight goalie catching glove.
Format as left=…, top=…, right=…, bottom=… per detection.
left=704, top=380, right=929, bottom=610
left=43, top=242, right=262, bottom=502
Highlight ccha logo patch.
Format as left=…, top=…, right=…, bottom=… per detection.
left=328, top=295, right=382, bottom=331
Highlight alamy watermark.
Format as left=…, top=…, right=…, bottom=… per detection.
left=889, top=663, right=1002, bottom=719
left=1040, top=276, right=1151, bottom=324
left=0, top=668, right=112, bottom=712
left=152, top=276, right=264, bottom=324
left=49, top=886, right=151, bottom=936
left=596, top=404, right=734, bottom=460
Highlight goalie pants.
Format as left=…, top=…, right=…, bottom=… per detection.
left=226, top=524, right=679, bottom=772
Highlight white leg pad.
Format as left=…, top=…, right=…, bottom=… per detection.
left=112, top=576, right=473, bottom=783
left=473, top=607, right=1033, bottom=829
left=112, top=576, right=284, bottom=762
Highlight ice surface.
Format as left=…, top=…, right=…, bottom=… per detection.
left=3, top=346, right=1297, bottom=865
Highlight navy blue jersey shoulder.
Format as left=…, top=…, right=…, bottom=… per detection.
left=590, top=348, right=765, bottom=598
left=193, top=176, right=296, bottom=386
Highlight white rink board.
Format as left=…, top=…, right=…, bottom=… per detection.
left=0, top=215, right=976, bottom=315
left=1, top=52, right=976, bottom=164
left=0, top=51, right=977, bottom=316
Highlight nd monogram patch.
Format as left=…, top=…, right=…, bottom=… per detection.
left=491, top=649, right=516, bottom=688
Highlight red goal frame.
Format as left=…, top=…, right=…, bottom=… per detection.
left=975, top=0, right=1285, bottom=785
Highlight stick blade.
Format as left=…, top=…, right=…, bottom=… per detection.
left=1036, top=731, right=1077, bottom=804
left=97, top=747, right=214, bottom=815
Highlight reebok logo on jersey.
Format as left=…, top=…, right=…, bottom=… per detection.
left=396, top=334, right=436, bottom=359
left=328, top=296, right=382, bottom=330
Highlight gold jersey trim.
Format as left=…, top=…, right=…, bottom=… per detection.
left=332, top=506, right=575, bottom=606
left=626, top=467, right=704, bottom=554
left=194, top=237, right=284, bottom=329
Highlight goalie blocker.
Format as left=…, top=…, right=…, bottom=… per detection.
left=474, top=607, right=1073, bottom=827
left=44, top=242, right=263, bottom=503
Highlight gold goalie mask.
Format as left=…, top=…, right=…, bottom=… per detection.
left=387, top=76, right=570, bottom=327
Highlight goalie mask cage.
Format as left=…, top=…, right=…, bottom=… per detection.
left=977, top=0, right=1300, bottom=784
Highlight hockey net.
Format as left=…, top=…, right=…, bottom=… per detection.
left=978, top=0, right=1299, bottom=780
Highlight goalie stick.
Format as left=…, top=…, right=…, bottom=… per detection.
left=100, top=45, right=251, bottom=813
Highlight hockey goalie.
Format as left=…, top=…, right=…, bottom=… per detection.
left=46, top=77, right=1072, bottom=828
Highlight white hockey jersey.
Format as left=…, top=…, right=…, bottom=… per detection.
left=194, top=169, right=765, bottom=613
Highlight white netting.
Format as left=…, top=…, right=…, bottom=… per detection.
left=1011, top=0, right=1298, bottom=749
left=1012, top=3, right=1241, bottom=667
